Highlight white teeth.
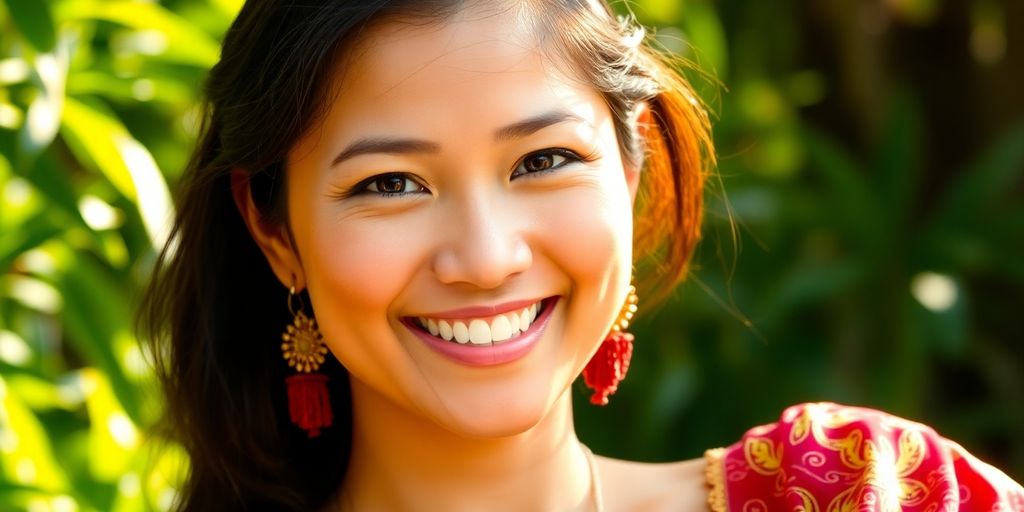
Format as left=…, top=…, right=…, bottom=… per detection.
left=438, top=320, right=453, bottom=341
left=452, top=321, right=470, bottom=344
left=491, top=314, right=513, bottom=342
left=519, top=309, right=531, bottom=330
left=468, top=319, right=491, bottom=345
left=416, top=301, right=545, bottom=345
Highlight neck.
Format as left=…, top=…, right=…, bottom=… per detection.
left=337, top=379, right=594, bottom=512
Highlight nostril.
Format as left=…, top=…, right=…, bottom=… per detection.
left=431, top=234, right=533, bottom=288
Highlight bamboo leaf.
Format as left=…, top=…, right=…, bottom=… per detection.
left=2, top=0, right=56, bottom=52
left=0, top=376, right=69, bottom=493
left=59, top=97, right=138, bottom=202
left=59, top=97, right=174, bottom=250
left=55, top=1, right=221, bottom=67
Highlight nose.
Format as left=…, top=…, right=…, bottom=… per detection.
left=431, top=194, right=533, bottom=289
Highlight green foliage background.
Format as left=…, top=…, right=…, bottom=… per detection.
left=1, top=0, right=1021, bottom=509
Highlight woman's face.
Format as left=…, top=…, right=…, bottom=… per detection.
left=263, top=8, right=640, bottom=437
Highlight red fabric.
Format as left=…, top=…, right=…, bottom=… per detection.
left=285, top=373, right=332, bottom=438
left=707, top=403, right=1024, bottom=511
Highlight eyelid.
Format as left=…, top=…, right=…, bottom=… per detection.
left=330, top=172, right=429, bottom=200
left=510, top=147, right=592, bottom=179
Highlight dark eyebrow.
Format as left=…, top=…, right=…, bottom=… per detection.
left=331, top=110, right=584, bottom=167
left=493, top=110, right=584, bottom=141
left=331, top=138, right=441, bottom=167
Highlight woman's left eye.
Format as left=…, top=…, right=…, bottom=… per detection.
left=359, top=173, right=427, bottom=196
left=511, top=149, right=582, bottom=179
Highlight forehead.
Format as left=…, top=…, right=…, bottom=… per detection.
left=310, top=7, right=605, bottom=140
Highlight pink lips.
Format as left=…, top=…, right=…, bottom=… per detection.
left=403, top=297, right=559, bottom=367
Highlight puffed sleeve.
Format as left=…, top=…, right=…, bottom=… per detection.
left=704, top=403, right=1024, bottom=511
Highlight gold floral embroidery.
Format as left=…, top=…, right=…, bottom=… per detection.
left=789, top=486, right=821, bottom=512
left=744, top=437, right=783, bottom=476
left=723, top=405, right=940, bottom=512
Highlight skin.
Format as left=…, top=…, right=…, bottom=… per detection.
left=233, top=5, right=706, bottom=511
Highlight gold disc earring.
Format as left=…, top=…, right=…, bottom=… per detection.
left=281, top=284, right=332, bottom=437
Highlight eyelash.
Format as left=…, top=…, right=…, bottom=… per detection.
left=340, top=148, right=588, bottom=199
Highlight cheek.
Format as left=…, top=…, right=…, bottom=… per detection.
left=292, top=200, right=426, bottom=376
left=533, top=168, right=634, bottom=280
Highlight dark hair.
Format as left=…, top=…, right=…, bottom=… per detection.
left=139, top=1, right=713, bottom=510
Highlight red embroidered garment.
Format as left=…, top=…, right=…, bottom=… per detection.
left=705, top=403, right=1024, bottom=511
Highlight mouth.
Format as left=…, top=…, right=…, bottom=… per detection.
left=403, top=297, right=555, bottom=347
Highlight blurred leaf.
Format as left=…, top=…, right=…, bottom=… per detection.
left=802, top=128, right=886, bottom=249
left=66, top=71, right=192, bottom=105
left=2, top=0, right=56, bottom=52
left=81, top=369, right=138, bottom=481
left=680, top=3, right=728, bottom=78
left=0, top=376, right=69, bottom=492
left=55, top=1, right=221, bottom=68
left=874, top=90, right=922, bottom=227
left=931, top=121, right=1024, bottom=229
left=59, top=97, right=174, bottom=249
left=15, top=152, right=84, bottom=229
left=52, top=250, right=143, bottom=423
left=0, top=212, right=58, bottom=274
left=760, top=260, right=869, bottom=324
left=60, top=97, right=138, bottom=201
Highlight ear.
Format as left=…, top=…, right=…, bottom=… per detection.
left=624, top=102, right=651, bottom=205
left=229, top=169, right=306, bottom=290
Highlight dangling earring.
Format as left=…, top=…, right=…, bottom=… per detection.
left=582, top=282, right=638, bottom=405
left=281, top=284, right=332, bottom=437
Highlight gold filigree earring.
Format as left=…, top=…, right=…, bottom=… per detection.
left=582, top=281, right=638, bottom=405
left=281, top=284, right=332, bottom=437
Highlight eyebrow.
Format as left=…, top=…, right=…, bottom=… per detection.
left=493, top=110, right=584, bottom=141
left=330, top=110, right=584, bottom=167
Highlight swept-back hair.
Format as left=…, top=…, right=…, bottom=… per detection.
left=140, top=0, right=712, bottom=510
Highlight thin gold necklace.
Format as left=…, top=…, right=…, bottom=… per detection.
left=582, top=444, right=605, bottom=512
left=336, top=447, right=605, bottom=511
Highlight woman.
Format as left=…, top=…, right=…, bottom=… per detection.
left=141, top=0, right=1024, bottom=510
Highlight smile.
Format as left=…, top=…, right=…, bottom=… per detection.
left=413, top=301, right=543, bottom=345
left=402, top=297, right=559, bottom=367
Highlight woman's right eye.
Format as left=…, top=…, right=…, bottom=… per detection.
left=358, top=173, right=427, bottom=197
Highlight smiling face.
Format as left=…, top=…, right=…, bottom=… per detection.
left=242, top=6, right=642, bottom=437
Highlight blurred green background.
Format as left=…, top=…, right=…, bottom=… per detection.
left=1, top=0, right=1021, bottom=510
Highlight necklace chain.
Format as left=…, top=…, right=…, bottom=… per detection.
left=582, top=444, right=605, bottom=512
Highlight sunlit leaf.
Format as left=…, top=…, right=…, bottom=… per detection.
left=55, top=1, right=221, bottom=68
left=50, top=247, right=143, bottom=422
left=680, top=3, right=728, bottom=78
left=80, top=369, right=137, bottom=481
left=16, top=50, right=68, bottom=164
left=59, top=97, right=174, bottom=250
left=0, top=376, right=69, bottom=492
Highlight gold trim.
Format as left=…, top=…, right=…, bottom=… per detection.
left=705, top=447, right=728, bottom=512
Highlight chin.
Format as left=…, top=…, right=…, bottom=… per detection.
left=434, top=391, right=555, bottom=439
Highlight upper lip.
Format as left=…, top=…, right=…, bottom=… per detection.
left=410, top=296, right=551, bottom=320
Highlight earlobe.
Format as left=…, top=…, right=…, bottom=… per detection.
left=624, top=102, right=652, bottom=204
left=229, top=169, right=306, bottom=289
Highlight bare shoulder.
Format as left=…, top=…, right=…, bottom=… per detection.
left=595, top=454, right=708, bottom=512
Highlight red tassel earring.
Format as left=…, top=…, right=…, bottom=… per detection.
left=281, top=284, right=332, bottom=437
left=582, top=282, right=638, bottom=405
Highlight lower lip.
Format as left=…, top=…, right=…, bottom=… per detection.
left=403, top=297, right=559, bottom=367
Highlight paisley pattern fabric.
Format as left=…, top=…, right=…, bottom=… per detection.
left=705, top=403, right=1024, bottom=512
